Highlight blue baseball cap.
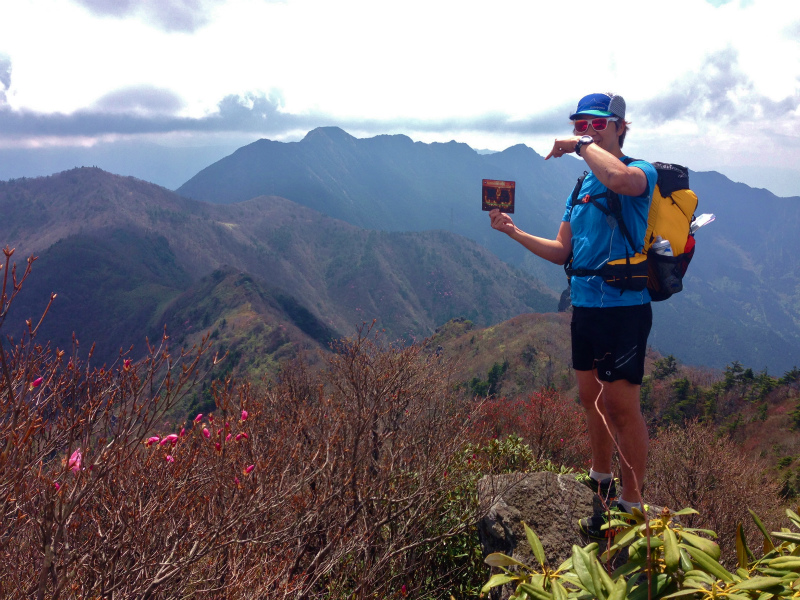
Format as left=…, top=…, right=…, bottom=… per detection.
left=569, top=93, right=626, bottom=120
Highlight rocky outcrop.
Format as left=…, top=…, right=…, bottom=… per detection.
left=478, top=471, right=666, bottom=599
left=477, top=472, right=595, bottom=599
left=478, top=471, right=594, bottom=569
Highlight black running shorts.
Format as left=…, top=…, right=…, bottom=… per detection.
left=571, top=304, right=652, bottom=385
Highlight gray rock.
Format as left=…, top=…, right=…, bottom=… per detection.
left=477, top=472, right=594, bottom=599
left=478, top=471, right=594, bottom=569
left=477, top=472, right=664, bottom=599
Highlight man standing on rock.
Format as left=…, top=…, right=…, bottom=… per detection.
left=489, top=92, right=657, bottom=538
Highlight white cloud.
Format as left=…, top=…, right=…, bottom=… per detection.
left=72, top=0, right=233, bottom=32
left=0, top=53, right=10, bottom=89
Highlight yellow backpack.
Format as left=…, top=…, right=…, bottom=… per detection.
left=565, top=160, right=698, bottom=301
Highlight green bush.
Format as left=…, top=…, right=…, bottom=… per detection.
left=481, top=507, right=800, bottom=600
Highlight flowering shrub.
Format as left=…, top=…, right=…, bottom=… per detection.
left=0, top=249, right=483, bottom=599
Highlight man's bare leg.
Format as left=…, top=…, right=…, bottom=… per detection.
left=576, top=369, right=615, bottom=475
left=576, top=370, right=648, bottom=505
left=602, top=378, right=648, bottom=504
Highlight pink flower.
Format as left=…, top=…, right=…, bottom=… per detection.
left=244, top=464, right=255, bottom=475
left=54, top=482, right=60, bottom=491
left=145, top=436, right=160, bottom=447
left=235, top=432, right=249, bottom=441
left=234, top=476, right=240, bottom=485
left=123, top=359, right=132, bottom=370
left=215, top=442, right=222, bottom=452
left=225, top=422, right=230, bottom=429
left=31, top=377, right=44, bottom=389
left=179, top=427, right=186, bottom=437
left=160, top=434, right=178, bottom=446
left=194, top=413, right=203, bottom=423
left=208, top=414, right=214, bottom=423
left=401, top=584, right=408, bottom=597
left=68, top=448, right=82, bottom=473
left=225, top=433, right=232, bottom=442
left=241, top=410, right=248, bottom=421
left=165, top=455, right=174, bottom=463
left=217, top=429, right=223, bottom=436
left=202, top=428, right=210, bottom=438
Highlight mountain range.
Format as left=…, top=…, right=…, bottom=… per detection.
left=177, top=127, right=800, bottom=374
left=1, top=166, right=554, bottom=374
left=2, top=127, right=799, bottom=376
left=177, top=126, right=583, bottom=291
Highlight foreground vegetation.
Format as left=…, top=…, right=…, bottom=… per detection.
left=1, top=246, right=797, bottom=599
left=483, top=505, right=800, bottom=600
left=1, top=261, right=479, bottom=595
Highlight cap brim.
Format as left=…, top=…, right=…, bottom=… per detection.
left=570, top=110, right=614, bottom=119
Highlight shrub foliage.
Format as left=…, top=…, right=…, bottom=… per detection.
left=482, top=506, right=800, bottom=600
left=0, top=248, right=483, bottom=599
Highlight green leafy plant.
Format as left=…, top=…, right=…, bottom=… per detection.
left=480, top=506, right=800, bottom=600
left=482, top=521, right=604, bottom=600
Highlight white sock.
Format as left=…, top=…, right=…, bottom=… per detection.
left=589, top=469, right=613, bottom=483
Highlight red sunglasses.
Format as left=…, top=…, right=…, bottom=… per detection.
left=573, top=117, right=619, bottom=133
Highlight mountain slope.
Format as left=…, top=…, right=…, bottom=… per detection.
left=156, top=266, right=336, bottom=382
left=0, top=168, right=556, bottom=366
left=177, top=126, right=586, bottom=290
left=7, top=229, right=189, bottom=360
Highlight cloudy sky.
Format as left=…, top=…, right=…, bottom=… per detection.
left=1, top=0, right=799, bottom=195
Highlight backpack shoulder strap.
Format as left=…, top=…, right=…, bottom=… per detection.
left=569, top=171, right=614, bottom=217
left=564, top=172, right=588, bottom=280
left=567, top=171, right=588, bottom=219
left=570, top=159, right=644, bottom=253
left=604, top=193, right=639, bottom=254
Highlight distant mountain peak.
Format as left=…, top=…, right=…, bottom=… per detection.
left=499, top=143, right=539, bottom=158
left=302, top=126, right=355, bottom=144
left=46, top=166, right=160, bottom=189
left=371, top=133, right=415, bottom=146
left=431, top=139, right=475, bottom=153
